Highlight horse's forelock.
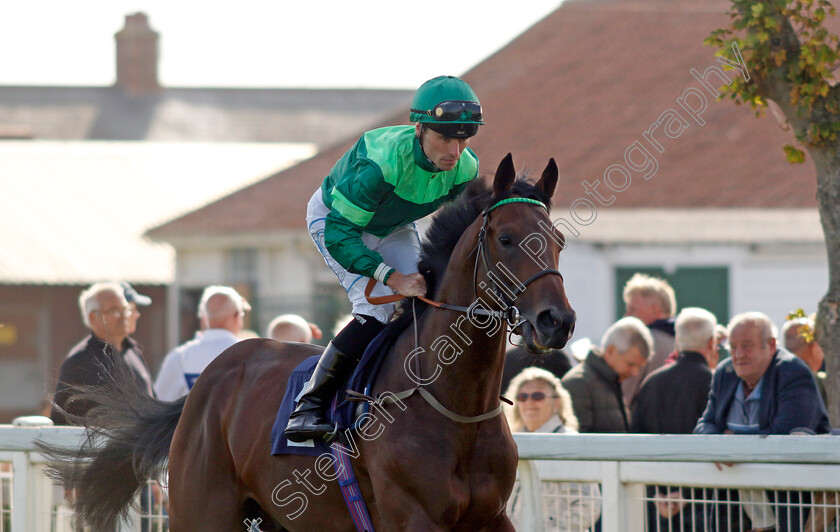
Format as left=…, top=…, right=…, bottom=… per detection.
left=502, top=174, right=554, bottom=210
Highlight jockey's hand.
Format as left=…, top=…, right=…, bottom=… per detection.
left=386, top=271, right=427, bottom=297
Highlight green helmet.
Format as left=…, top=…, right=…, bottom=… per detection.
left=410, top=75, right=484, bottom=138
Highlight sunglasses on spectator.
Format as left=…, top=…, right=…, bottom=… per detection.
left=411, top=101, right=483, bottom=122
left=516, top=392, right=557, bottom=402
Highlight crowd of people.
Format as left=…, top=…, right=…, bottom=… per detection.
left=501, top=272, right=832, bottom=531
left=49, top=282, right=321, bottom=420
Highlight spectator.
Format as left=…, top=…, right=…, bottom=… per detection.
left=120, top=281, right=155, bottom=396
left=694, top=311, right=830, bottom=532
left=266, top=314, right=323, bottom=343
left=632, top=307, right=719, bottom=531
left=782, top=315, right=827, bottom=402
left=122, top=281, right=152, bottom=337
left=50, top=282, right=155, bottom=425
left=620, top=273, right=677, bottom=409
left=154, top=286, right=250, bottom=401
left=632, top=307, right=719, bottom=434
left=562, top=317, right=652, bottom=433
left=505, top=367, right=602, bottom=531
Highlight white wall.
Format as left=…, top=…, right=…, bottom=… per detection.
left=558, top=241, right=615, bottom=345
left=176, top=249, right=227, bottom=286
left=557, top=241, right=828, bottom=343
left=733, top=244, right=829, bottom=330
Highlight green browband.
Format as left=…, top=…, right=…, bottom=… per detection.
left=488, top=197, right=548, bottom=212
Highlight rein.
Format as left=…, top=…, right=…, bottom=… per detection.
left=360, top=196, right=562, bottom=424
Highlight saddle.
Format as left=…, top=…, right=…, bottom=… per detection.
left=270, top=322, right=402, bottom=456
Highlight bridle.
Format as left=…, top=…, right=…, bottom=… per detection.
left=472, top=197, right=564, bottom=327
left=365, top=196, right=563, bottom=328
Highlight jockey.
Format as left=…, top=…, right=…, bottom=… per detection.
left=284, top=75, right=484, bottom=442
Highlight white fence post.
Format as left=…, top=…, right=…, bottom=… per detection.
left=517, top=459, right=545, bottom=532
left=10, top=452, right=27, bottom=532
left=26, top=458, right=52, bottom=532
left=600, top=461, right=645, bottom=532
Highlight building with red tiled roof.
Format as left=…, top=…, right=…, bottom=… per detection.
left=149, top=0, right=829, bottom=345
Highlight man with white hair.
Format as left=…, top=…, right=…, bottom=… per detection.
left=694, top=311, right=829, bottom=436
left=695, top=315, right=830, bottom=531
left=154, top=285, right=250, bottom=401
left=562, top=317, right=653, bottom=433
left=50, top=282, right=155, bottom=425
left=633, top=307, right=719, bottom=434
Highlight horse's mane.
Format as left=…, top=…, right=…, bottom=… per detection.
left=389, top=175, right=553, bottom=332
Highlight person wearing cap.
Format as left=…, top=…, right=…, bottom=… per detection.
left=154, top=285, right=250, bottom=401
left=122, top=281, right=152, bottom=337
left=285, top=75, right=484, bottom=443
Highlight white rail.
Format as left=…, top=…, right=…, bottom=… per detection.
left=512, top=433, right=840, bottom=532
left=1, top=427, right=839, bottom=531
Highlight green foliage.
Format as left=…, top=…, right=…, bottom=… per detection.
left=786, top=308, right=816, bottom=341
left=707, top=0, right=840, bottom=159
left=784, top=143, right=807, bottom=162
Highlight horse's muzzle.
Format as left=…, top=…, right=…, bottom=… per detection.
left=534, top=307, right=576, bottom=350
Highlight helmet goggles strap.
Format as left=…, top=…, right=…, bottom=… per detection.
left=410, top=100, right=483, bottom=122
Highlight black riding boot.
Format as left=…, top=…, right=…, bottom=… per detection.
left=284, top=342, right=360, bottom=442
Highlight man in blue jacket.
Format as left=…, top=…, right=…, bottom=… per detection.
left=694, top=311, right=829, bottom=436
left=694, top=311, right=829, bottom=531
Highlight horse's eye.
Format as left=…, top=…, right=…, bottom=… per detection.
left=498, top=235, right=513, bottom=246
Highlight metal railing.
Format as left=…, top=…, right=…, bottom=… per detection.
left=1, top=426, right=839, bottom=531
left=513, top=433, right=840, bottom=532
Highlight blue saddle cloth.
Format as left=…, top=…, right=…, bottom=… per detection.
left=270, top=321, right=404, bottom=456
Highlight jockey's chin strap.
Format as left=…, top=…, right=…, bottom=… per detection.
left=359, top=196, right=563, bottom=425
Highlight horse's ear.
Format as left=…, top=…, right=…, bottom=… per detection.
left=536, top=158, right=558, bottom=198
left=493, top=153, right=516, bottom=196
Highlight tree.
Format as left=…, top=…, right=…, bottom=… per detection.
left=707, top=0, right=840, bottom=424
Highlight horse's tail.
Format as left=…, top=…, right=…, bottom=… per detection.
left=36, top=362, right=185, bottom=530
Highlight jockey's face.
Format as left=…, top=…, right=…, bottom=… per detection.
left=417, top=124, right=470, bottom=171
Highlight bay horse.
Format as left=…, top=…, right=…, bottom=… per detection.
left=39, top=153, right=575, bottom=531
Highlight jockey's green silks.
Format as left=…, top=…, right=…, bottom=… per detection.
left=321, top=125, right=478, bottom=281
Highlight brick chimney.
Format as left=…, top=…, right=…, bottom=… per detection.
left=114, top=13, right=160, bottom=95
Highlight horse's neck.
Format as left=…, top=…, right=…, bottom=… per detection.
left=407, top=267, right=508, bottom=414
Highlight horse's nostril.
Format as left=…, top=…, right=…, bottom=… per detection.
left=536, top=309, right=559, bottom=332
